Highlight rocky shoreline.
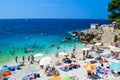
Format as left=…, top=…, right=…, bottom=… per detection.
left=70, top=23, right=120, bottom=46
left=71, top=29, right=103, bottom=44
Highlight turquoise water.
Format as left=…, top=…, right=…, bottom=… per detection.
left=0, top=19, right=110, bottom=66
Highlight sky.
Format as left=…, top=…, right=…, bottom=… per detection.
left=0, top=0, right=111, bottom=19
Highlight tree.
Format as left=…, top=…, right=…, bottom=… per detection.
left=108, top=0, right=120, bottom=22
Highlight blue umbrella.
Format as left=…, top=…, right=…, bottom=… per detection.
left=110, top=62, right=120, bottom=70
left=0, top=67, right=9, bottom=72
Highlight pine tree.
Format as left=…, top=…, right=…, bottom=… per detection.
left=108, top=0, right=120, bottom=22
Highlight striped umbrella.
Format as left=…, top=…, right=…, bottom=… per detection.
left=83, top=63, right=96, bottom=72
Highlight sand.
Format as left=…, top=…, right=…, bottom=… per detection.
left=0, top=47, right=119, bottom=80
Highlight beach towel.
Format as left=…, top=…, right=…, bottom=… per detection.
left=65, top=59, right=72, bottom=64
left=25, top=65, right=38, bottom=75
left=59, top=67, right=69, bottom=72
left=25, top=68, right=38, bottom=75
left=22, top=76, right=28, bottom=80
left=2, top=77, right=9, bottom=80
left=63, top=77, right=73, bottom=80
left=0, top=68, right=9, bottom=72
left=8, top=65, right=21, bottom=70
left=96, top=68, right=103, bottom=74
left=48, top=77, right=61, bottom=80
left=1, top=71, right=11, bottom=77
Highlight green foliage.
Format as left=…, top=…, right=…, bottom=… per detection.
left=116, top=18, right=120, bottom=22
left=108, top=0, right=120, bottom=22
left=116, top=22, right=120, bottom=29
left=114, top=18, right=120, bottom=29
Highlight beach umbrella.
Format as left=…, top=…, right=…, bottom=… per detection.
left=40, top=57, right=52, bottom=67
left=63, top=77, right=73, bottom=80
left=34, top=53, right=43, bottom=57
left=95, top=43, right=102, bottom=46
left=110, top=61, right=120, bottom=70
left=81, top=48, right=91, bottom=51
left=112, top=60, right=120, bottom=63
left=83, top=63, right=96, bottom=72
left=47, top=77, right=61, bottom=80
left=109, top=46, right=120, bottom=53
left=58, top=52, right=68, bottom=56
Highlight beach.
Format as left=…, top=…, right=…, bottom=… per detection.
left=2, top=19, right=120, bottom=80
left=2, top=45, right=120, bottom=80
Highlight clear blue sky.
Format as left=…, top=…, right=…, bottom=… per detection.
left=0, top=0, right=111, bottom=19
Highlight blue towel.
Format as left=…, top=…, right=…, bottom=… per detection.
left=8, top=65, right=20, bottom=69
left=66, top=59, right=72, bottom=64
left=3, top=77, right=9, bottom=80
left=96, top=68, right=103, bottom=74
left=59, top=67, right=69, bottom=72
left=0, top=68, right=9, bottom=72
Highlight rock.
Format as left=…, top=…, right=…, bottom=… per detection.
left=62, top=37, right=72, bottom=42
left=71, top=31, right=79, bottom=36
left=65, top=37, right=71, bottom=40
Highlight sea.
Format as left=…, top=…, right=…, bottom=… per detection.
left=0, top=19, right=110, bottom=66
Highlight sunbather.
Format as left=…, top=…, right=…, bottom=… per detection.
left=70, top=53, right=76, bottom=59
left=103, top=58, right=108, bottom=62
left=20, top=62, right=25, bottom=66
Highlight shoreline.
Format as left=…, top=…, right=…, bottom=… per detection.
left=0, top=40, right=84, bottom=68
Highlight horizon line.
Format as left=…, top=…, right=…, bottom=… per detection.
left=0, top=18, right=108, bottom=20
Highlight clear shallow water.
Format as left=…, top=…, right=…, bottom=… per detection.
left=0, top=19, right=110, bottom=65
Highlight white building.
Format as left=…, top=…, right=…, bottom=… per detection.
left=90, top=23, right=98, bottom=29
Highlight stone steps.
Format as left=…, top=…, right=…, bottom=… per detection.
left=101, top=27, right=115, bottom=46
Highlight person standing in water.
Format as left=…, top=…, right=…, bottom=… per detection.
left=57, top=46, right=60, bottom=50
left=73, top=48, right=76, bottom=54
left=15, top=56, right=18, bottom=63
left=83, top=50, right=86, bottom=60
left=55, top=52, right=59, bottom=58
left=22, top=56, right=25, bottom=62
left=31, top=55, right=34, bottom=62
left=73, top=44, right=76, bottom=50
left=28, top=56, right=30, bottom=62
